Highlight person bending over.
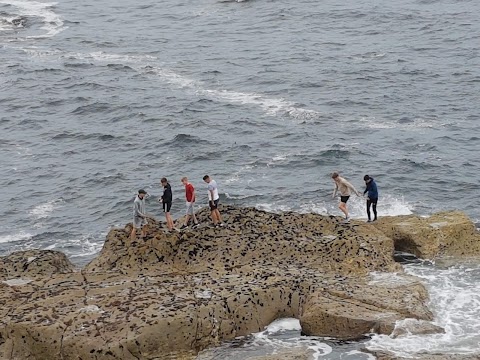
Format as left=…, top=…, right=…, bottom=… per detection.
left=331, top=172, right=360, bottom=223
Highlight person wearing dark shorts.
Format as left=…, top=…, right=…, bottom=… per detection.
left=331, top=172, right=361, bottom=223
left=203, top=175, right=224, bottom=227
left=160, top=177, right=175, bottom=231
left=363, top=175, right=379, bottom=222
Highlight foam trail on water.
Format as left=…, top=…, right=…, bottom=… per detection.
left=144, top=65, right=320, bottom=120
left=12, top=48, right=320, bottom=119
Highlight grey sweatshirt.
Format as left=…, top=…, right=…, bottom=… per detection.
left=133, top=196, right=146, bottom=218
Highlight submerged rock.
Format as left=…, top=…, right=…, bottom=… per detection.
left=1, top=206, right=478, bottom=359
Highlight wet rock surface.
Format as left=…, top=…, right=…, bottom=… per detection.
left=1, top=206, right=478, bottom=359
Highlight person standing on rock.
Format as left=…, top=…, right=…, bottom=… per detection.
left=203, top=175, right=224, bottom=227
left=331, top=172, right=361, bottom=223
left=363, top=175, right=378, bottom=222
left=159, top=177, right=175, bottom=231
left=180, top=177, right=199, bottom=229
left=131, top=189, right=148, bottom=241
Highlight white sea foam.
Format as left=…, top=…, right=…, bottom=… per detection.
left=67, top=235, right=104, bottom=258
left=29, top=199, right=61, bottom=219
left=0, top=232, right=33, bottom=243
left=256, top=193, right=412, bottom=220
left=264, top=318, right=302, bottom=333
left=366, top=262, right=480, bottom=357
left=0, top=0, right=66, bottom=38
left=358, top=115, right=439, bottom=130
left=145, top=65, right=320, bottom=119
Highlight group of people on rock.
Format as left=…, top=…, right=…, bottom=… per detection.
left=130, top=175, right=225, bottom=240
left=331, top=172, right=378, bottom=224
left=130, top=172, right=379, bottom=240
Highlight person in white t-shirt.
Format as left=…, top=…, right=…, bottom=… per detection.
left=203, top=175, right=224, bottom=227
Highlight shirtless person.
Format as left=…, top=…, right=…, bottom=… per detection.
left=331, top=172, right=360, bottom=223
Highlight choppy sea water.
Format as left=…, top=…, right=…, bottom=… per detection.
left=1, top=0, right=480, bottom=358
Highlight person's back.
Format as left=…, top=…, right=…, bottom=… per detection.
left=162, top=182, right=173, bottom=203
left=366, top=178, right=378, bottom=199
left=207, top=179, right=219, bottom=201
left=336, top=176, right=356, bottom=196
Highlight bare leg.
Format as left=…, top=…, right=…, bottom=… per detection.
left=339, top=202, right=349, bottom=218
left=141, top=225, right=147, bottom=238
left=215, top=209, right=223, bottom=223
left=184, top=214, right=191, bottom=226
left=211, top=210, right=218, bottom=225
left=166, top=212, right=174, bottom=230
left=192, top=212, right=199, bottom=224
left=130, top=227, right=137, bottom=240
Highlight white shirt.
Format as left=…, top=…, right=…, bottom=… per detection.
left=207, top=179, right=219, bottom=201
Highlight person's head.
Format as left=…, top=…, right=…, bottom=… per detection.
left=364, top=175, right=371, bottom=183
left=331, top=172, right=340, bottom=182
left=138, top=189, right=147, bottom=199
left=181, top=176, right=188, bottom=185
left=161, top=177, right=168, bottom=186
left=203, top=175, right=210, bottom=183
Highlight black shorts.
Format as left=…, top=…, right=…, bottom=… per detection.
left=367, top=197, right=378, bottom=205
left=340, top=196, right=350, bottom=204
left=163, top=202, right=172, bottom=212
left=209, top=199, right=219, bottom=210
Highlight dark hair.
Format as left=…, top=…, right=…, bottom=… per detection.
left=138, top=189, right=147, bottom=194
left=202, top=175, right=209, bottom=181
left=364, top=175, right=370, bottom=181
left=161, top=177, right=167, bottom=183
left=331, top=172, right=339, bottom=179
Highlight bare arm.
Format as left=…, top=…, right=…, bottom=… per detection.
left=344, top=180, right=360, bottom=196
left=332, top=184, right=338, bottom=198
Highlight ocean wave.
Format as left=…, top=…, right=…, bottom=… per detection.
left=51, top=131, right=122, bottom=141
left=0, top=231, right=32, bottom=244
left=165, top=133, right=211, bottom=148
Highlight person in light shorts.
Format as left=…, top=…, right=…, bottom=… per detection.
left=131, top=189, right=148, bottom=241
left=180, top=177, right=199, bottom=229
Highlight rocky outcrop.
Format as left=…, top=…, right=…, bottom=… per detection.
left=1, top=206, right=479, bottom=359
left=372, top=211, right=480, bottom=259
left=300, top=276, right=432, bottom=339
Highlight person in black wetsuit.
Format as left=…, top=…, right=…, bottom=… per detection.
left=160, top=177, right=175, bottom=231
left=363, top=175, right=378, bottom=222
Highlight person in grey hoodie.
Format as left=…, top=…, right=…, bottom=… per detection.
left=130, top=189, right=148, bottom=240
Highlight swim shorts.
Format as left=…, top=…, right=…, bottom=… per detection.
left=163, top=202, right=172, bottom=212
